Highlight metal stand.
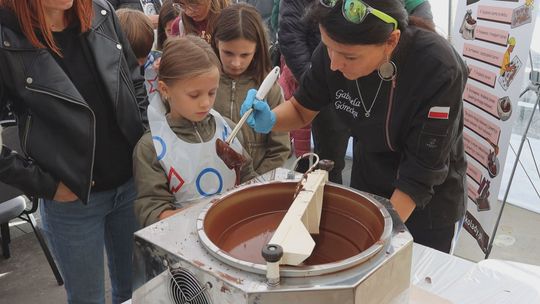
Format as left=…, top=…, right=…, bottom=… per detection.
left=23, top=211, right=64, bottom=285
left=486, top=52, right=540, bottom=258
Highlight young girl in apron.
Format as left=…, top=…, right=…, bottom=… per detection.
left=133, top=36, right=256, bottom=227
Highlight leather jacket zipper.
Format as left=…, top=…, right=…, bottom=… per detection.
left=230, top=80, right=236, bottom=120
left=22, top=113, right=32, bottom=156
left=385, top=79, right=396, bottom=152
left=26, top=85, right=97, bottom=200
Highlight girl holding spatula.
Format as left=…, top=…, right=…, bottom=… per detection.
left=133, top=36, right=256, bottom=227
left=212, top=3, right=290, bottom=175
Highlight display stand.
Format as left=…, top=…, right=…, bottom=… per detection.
left=486, top=51, right=540, bottom=258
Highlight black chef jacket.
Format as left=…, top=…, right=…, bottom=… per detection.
left=294, top=26, right=468, bottom=229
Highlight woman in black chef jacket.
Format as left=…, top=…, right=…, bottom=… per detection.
left=241, top=0, right=468, bottom=253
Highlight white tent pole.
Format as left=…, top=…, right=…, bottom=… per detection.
left=448, top=0, right=454, bottom=42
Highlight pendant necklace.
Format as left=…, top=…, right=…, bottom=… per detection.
left=355, top=78, right=384, bottom=118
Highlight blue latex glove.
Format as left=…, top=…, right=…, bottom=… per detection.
left=240, top=88, right=276, bottom=134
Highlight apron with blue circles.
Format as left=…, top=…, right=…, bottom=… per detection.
left=143, top=50, right=161, bottom=97
left=147, top=93, right=242, bottom=203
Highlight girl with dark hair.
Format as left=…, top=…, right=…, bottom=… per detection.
left=0, top=0, right=147, bottom=302
left=241, top=0, right=468, bottom=253
left=211, top=3, right=290, bottom=174
left=157, top=0, right=180, bottom=50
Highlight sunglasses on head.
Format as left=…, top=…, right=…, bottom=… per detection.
left=320, top=0, right=398, bottom=30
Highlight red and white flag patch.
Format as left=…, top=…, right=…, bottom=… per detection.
left=428, top=106, right=450, bottom=119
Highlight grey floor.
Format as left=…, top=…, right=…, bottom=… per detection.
left=1, top=157, right=539, bottom=304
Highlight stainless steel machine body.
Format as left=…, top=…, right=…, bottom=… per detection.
left=132, top=169, right=413, bottom=304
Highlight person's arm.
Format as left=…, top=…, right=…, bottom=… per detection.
left=390, top=188, right=416, bottom=221
left=240, top=90, right=315, bottom=133
left=132, top=133, right=176, bottom=227
left=394, top=53, right=467, bottom=213
left=0, top=73, right=61, bottom=200
left=272, top=97, right=318, bottom=132
left=241, top=44, right=329, bottom=134
left=0, top=138, right=60, bottom=200
left=158, top=208, right=182, bottom=220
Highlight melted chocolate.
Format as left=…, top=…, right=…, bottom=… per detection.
left=203, top=183, right=385, bottom=266
left=215, top=139, right=247, bottom=185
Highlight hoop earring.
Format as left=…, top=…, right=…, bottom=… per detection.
left=378, top=58, right=397, bottom=81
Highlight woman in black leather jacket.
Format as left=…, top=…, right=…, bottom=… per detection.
left=0, top=0, right=147, bottom=303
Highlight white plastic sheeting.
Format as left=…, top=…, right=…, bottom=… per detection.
left=412, top=244, right=540, bottom=303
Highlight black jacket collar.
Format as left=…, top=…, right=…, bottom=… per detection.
left=0, top=8, right=36, bottom=50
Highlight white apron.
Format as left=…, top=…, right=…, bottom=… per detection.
left=143, top=51, right=161, bottom=99
left=147, top=94, right=243, bottom=203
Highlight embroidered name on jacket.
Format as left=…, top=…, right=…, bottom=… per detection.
left=334, top=89, right=359, bottom=118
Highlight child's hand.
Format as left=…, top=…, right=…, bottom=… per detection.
left=240, top=89, right=276, bottom=134
left=158, top=208, right=182, bottom=220
left=158, top=204, right=196, bottom=221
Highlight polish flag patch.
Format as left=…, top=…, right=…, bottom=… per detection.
left=428, top=106, right=450, bottom=119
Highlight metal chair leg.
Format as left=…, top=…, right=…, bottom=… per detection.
left=1, top=222, right=10, bottom=259
left=26, top=213, right=64, bottom=286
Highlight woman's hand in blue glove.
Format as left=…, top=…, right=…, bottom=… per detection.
left=240, top=88, right=276, bottom=134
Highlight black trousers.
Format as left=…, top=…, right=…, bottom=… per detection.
left=406, top=219, right=456, bottom=253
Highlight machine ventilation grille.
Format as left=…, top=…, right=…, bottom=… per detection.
left=168, top=267, right=213, bottom=304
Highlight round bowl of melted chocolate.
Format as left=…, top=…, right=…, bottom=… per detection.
left=197, top=181, right=392, bottom=277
